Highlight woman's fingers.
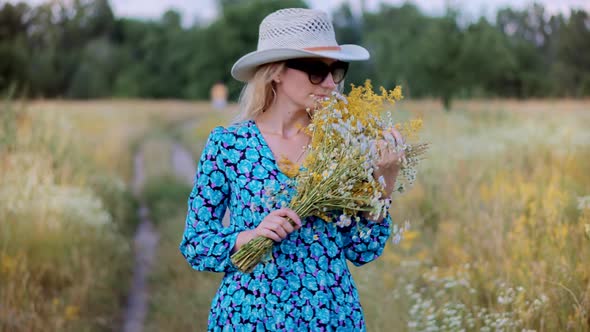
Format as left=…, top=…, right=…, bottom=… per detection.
left=257, top=223, right=285, bottom=241
left=376, top=142, right=401, bottom=166
left=383, top=128, right=404, bottom=148
left=279, top=208, right=302, bottom=228
left=390, top=128, right=404, bottom=147
left=375, top=140, right=387, bottom=158
left=279, top=218, right=295, bottom=233
left=380, top=128, right=405, bottom=162
left=268, top=218, right=288, bottom=239
left=381, top=130, right=397, bottom=150
left=259, top=228, right=281, bottom=242
left=257, top=208, right=302, bottom=242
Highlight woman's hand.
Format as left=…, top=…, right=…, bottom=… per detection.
left=362, top=127, right=405, bottom=223
left=254, top=208, right=302, bottom=242
left=232, top=208, right=302, bottom=253
left=374, top=127, right=405, bottom=198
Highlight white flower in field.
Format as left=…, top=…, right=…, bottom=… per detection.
left=391, top=233, right=402, bottom=244
left=396, top=182, right=406, bottom=193
left=577, top=196, right=590, bottom=210
left=497, top=287, right=516, bottom=305
left=336, top=214, right=352, bottom=228
left=356, top=120, right=364, bottom=132
left=366, top=167, right=375, bottom=180
left=331, top=90, right=348, bottom=104
left=331, top=123, right=347, bottom=138
left=360, top=140, right=369, bottom=154
left=45, top=185, right=112, bottom=226
left=18, top=184, right=112, bottom=227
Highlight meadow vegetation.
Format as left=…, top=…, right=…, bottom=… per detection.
left=0, top=98, right=212, bottom=331
left=357, top=99, right=590, bottom=331
left=2, top=98, right=588, bottom=331
left=146, top=99, right=590, bottom=331
left=0, top=99, right=133, bottom=330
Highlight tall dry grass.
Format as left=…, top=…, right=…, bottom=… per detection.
left=0, top=99, right=134, bottom=330
left=25, top=99, right=213, bottom=181
left=0, top=99, right=217, bottom=331
left=354, top=99, right=590, bottom=331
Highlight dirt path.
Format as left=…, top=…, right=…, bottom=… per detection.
left=172, top=142, right=197, bottom=186
left=123, top=141, right=197, bottom=332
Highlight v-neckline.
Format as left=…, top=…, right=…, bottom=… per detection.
left=249, top=120, right=305, bottom=176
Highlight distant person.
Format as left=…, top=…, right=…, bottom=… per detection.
left=210, top=81, right=228, bottom=109
left=180, top=8, right=405, bottom=330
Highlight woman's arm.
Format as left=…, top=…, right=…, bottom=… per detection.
left=179, top=127, right=241, bottom=273
left=363, top=126, right=404, bottom=222
left=339, top=212, right=392, bottom=266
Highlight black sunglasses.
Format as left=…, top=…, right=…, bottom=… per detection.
left=284, top=59, right=349, bottom=85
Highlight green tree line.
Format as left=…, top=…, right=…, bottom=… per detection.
left=1, top=0, right=589, bottom=107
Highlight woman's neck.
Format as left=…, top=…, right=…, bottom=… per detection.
left=255, top=101, right=310, bottom=139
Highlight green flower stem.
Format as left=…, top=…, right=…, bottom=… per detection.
left=231, top=236, right=274, bottom=273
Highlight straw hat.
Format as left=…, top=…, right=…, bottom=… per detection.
left=231, top=8, right=370, bottom=82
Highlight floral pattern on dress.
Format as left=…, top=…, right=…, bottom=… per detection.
left=180, top=120, right=392, bottom=331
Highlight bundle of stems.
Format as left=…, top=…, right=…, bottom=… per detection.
left=230, top=148, right=380, bottom=273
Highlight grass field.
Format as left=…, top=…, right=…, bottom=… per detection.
left=1, top=98, right=589, bottom=331
left=0, top=99, right=219, bottom=331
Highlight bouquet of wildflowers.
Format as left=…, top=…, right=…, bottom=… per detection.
left=231, top=81, right=428, bottom=273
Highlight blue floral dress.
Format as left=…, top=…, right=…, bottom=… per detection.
left=180, top=120, right=392, bottom=331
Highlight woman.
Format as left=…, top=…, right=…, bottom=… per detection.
left=180, top=8, right=405, bottom=331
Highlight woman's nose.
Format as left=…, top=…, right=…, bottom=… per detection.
left=320, top=73, right=337, bottom=89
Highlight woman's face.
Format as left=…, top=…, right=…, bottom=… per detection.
left=275, top=58, right=344, bottom=111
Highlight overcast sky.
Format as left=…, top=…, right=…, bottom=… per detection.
left=11, top=0, right=590, bottom=26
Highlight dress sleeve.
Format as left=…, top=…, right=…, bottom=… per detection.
left=340, top=211, right=392, bottom=266
left=179, top=127, right=238, bottom=273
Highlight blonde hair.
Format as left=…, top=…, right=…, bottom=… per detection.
left=234, top=62, right=285, bottom=122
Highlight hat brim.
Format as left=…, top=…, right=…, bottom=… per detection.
left=231, top=45, right=370, bottom=82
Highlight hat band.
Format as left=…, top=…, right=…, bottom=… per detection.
left=302, top=46, right=342, bottom=52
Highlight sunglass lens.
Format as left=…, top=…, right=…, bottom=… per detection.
left=309, top=73, right=326, bottom=84
left=305, top=62, right=329, bottom=84
left=331, top=62, right=349, bottom=84
left=332, top=68, right=346, bottom=84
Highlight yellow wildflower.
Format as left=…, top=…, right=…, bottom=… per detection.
left=277, top=156, right=300, bottom=178
left=65, top=305, right=79, bottom=320
left=0, top=253, right=16, bottom=275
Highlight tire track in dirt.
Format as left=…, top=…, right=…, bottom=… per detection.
left=123, top=141, right=196, bottom=332
left=123, top=147, right=159, bottom=332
